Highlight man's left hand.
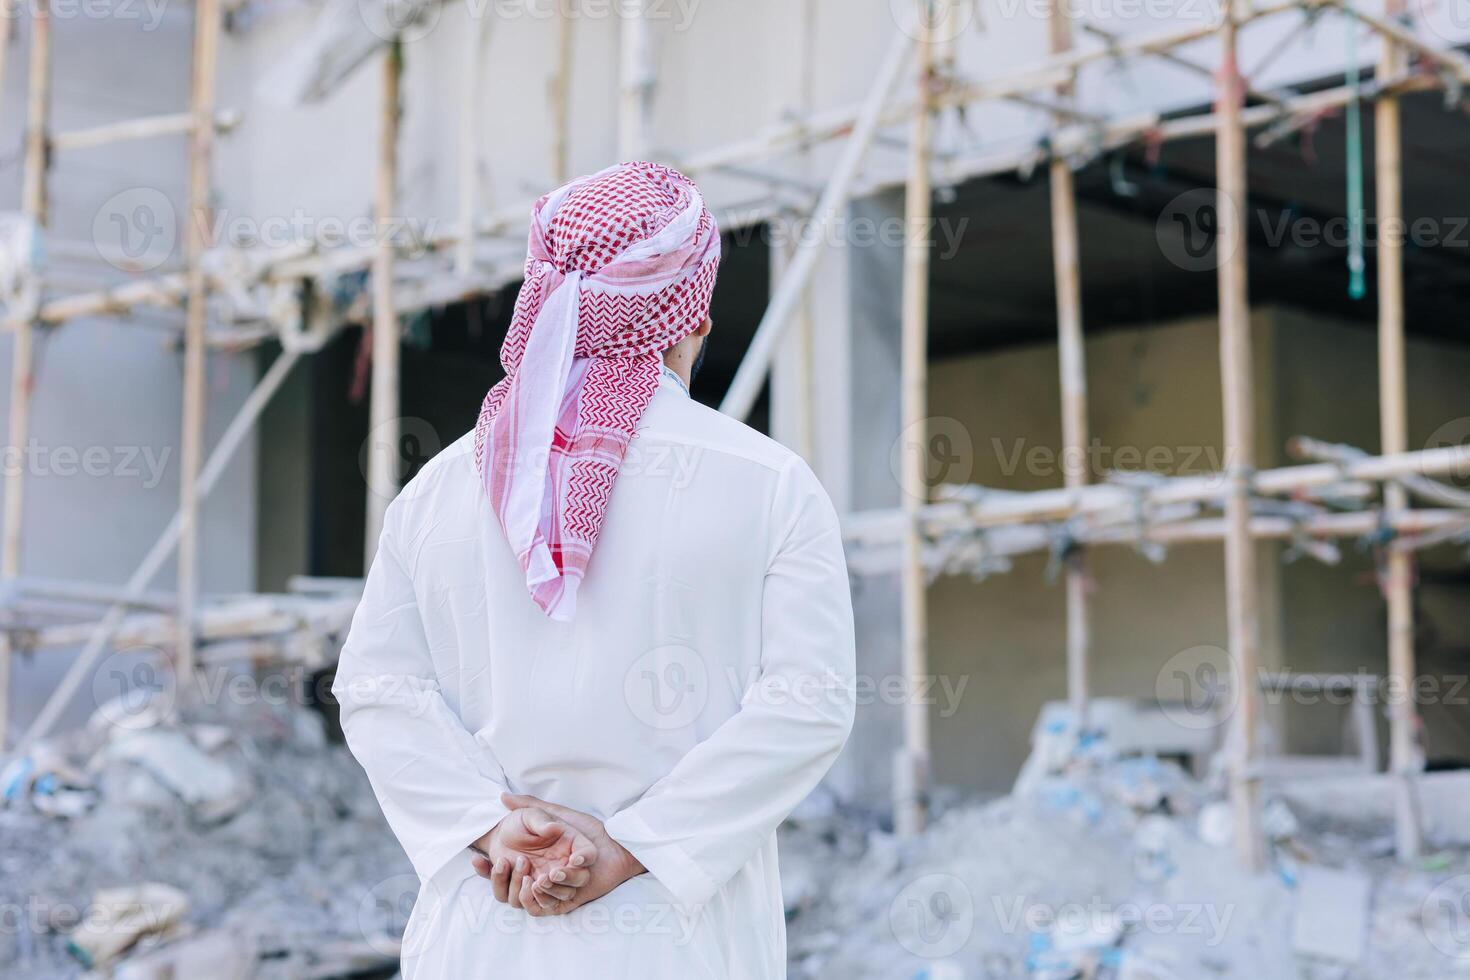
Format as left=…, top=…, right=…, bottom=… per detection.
left=474, top=792, right=646, bottom=917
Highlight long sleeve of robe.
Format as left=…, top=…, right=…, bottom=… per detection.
left=333, top=373, right=856, bottom=980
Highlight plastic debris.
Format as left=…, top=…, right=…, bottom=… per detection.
left=66, top=883, right=189, bottom=969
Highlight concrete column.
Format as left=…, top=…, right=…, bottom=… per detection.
left=801, top=191, right=907, bottom=811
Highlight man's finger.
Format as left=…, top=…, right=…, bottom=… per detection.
left=520, top=809, right=565, bottom=842
left=528, top=876, right=559, bottom=911
left=549, top=865, right=591, bottom=888
left=489, top=857, right=511, bottom=904
left=507, top=856, right=528, bottom=910
left=501, top=792, right=541, bottom=812
left=536, top=880, right=577, bottom=902
left=520, top=875, right=552, bottom=915
left=566, top=829, right=597, bottom=869
left=504, top=793, right=578, bottom=825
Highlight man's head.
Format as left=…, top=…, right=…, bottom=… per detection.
left=475, top=162, right=721, bottom=620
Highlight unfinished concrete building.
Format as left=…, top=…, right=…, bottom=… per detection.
left=2, top=0, right=1470, bottom=975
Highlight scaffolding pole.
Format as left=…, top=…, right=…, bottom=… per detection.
left=896, top=6, right=938, bottom=840
left=1375, top=0, right=1423, bottom=863
left=1215, top=0, right=1265, bottom=871
left=2, top=0, right=52, bottom=749
left=617, top=0, right=652, bottom=160
left=175, top=0, right=222, bottom=680
left=4, top=0, right=51, bottom=583
left=364, top=42, right=403, bottom=568
left=1046, top=0, right=1092, bottom=740
left=551, top=0, right=575, bottom=181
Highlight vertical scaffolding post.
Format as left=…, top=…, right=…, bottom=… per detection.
left=896, top=2, right=937, bottom=839
left=175, top=0, right=221, bottom=680
left=4, top=0, right=51, bottom=584
left=1375, top=0, right=1422, bottom=862
left=617, top=0, right=652, bottom=160
left=551, top=0, right=575, bottom=182
left=770, top=0, right=819, bottom=462
left=1046, top=0, right=1092, bottom=740
left=364, top=42, right=403, bottom=568
left=1215, top=0, right=1265, bottom=870
left=455, top=14, right=490, bottom=278
left=1, top=0, right=50, bottom=748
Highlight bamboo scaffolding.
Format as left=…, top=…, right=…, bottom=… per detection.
left=895, top=4, right=937, bottom=841
left=843, top=499, right=1470, bottom=574
left=1, top=0, right=52, bottom=747
left=4, top=0, right=51, bottom=584
left=364, top=42, right=403, bottom=568
left=1217, top=0, right=1261, bottom=870
left=1046, top=0, right=1093, bottom=741
left=5, top=0, right=1452, bottom=346
left=50, top=110, right=240, bottom=153
left=904, top=443, right=1470, bottom=531
left=176, top=0, right=223, bottom=680
left=1, top=0, right=1467, bottom=884
left=551, top=0, right=575, bottom=181
left=16, top=593, right=358, bottom=656
left=1323, top=0, right=1470, bottom=85
left=1080, top=21, right=1292, bottom=112
left=6, top=349, right=301, bottom=757
left=1291, top=437, right=1470, bottom=509
left=617, top=0, right=652, bottom=160
left=1374, top=0, right=1423, bottom=862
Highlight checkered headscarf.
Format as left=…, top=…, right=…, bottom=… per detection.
left=472, top=162, right=721, bottom=621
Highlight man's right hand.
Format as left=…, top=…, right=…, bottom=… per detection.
left=474, top=792, right=646, bottom=917
left=470, top=803, right=597, bottom=911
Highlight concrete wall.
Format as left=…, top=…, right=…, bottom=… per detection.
left=917, top=308, right=1470, bottom=795
left=922, top=313, right=1285, bottom=794
left=1270, top=308, right=1470, bottom=763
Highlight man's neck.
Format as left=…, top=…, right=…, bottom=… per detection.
left=661, top=352, right=693, bottom=390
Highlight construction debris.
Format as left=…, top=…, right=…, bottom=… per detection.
left=0, top=696, right=409, bottom=980
left=66, top=883, right=189, bottom=970
left=779, top=725, right=1470, bottom=979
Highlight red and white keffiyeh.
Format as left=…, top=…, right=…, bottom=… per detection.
left=472, top=162, right=721, bottom=621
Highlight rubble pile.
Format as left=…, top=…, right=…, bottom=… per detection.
left=0, top=696, right=409, bottom=979
left=779, top=751, right=1470, bottom=979
left=5, top=692, right=1470, bottom=979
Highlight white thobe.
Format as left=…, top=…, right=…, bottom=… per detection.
left=333, top=372, right=856, bottom=979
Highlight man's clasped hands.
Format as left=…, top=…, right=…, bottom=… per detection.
left=470, top=793, right=646, bottom=917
